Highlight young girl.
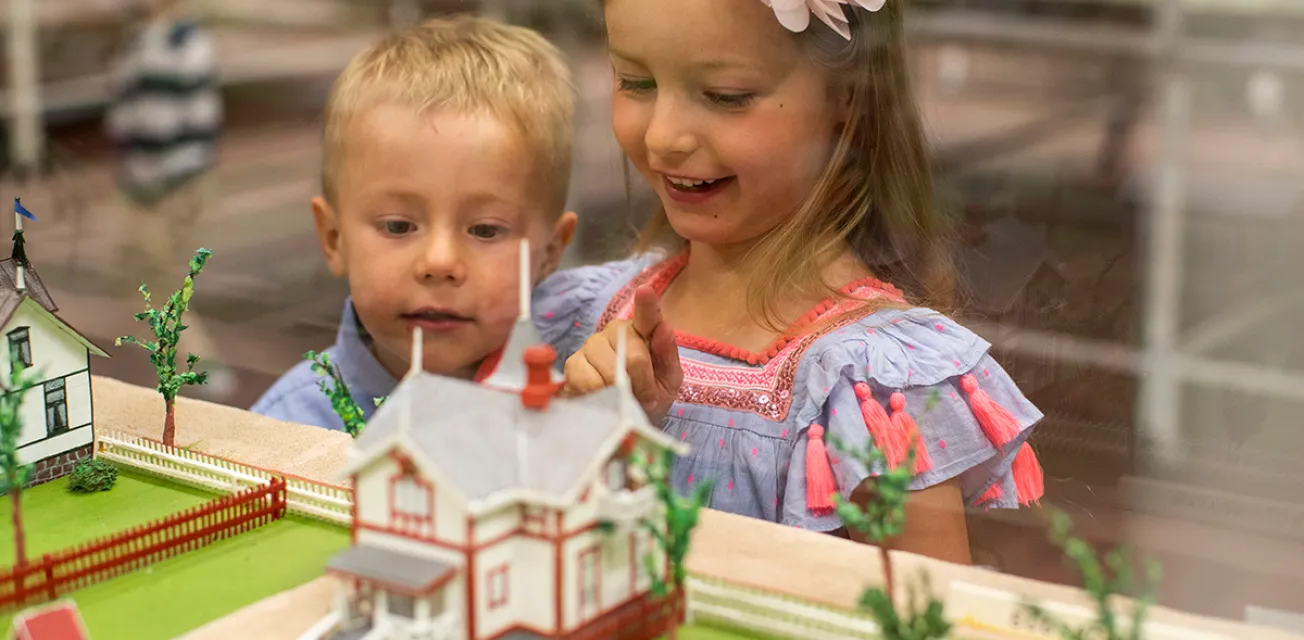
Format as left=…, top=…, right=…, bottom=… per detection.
left=538, top=0, right=1044, bottom=563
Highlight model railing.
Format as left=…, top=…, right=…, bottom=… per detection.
left=0, top=477, right=287, bottom=614
left=684, top=574, right=879, bottom=640
left=96, top=430, right=353, bottom=526
left=569, top=590, right=683, bottom=640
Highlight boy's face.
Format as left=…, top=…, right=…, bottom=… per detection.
left=313, top=104, right=577, bottom=380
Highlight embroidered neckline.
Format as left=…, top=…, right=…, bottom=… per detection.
left=646, top=251, right=905, bottom=366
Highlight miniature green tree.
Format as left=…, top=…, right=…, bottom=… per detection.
left=831, top=438, right=951, bottom=640
left=305, top=351, right=367, bottom=437
left=115, top=248, right=212, bottom=447
left=1022, top=510, right=1162, bottom=640
left=0, top=356, right=43, bottom=567
left=631, top=447, right=711, bottom=640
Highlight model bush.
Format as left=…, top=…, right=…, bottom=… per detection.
left=116, top=247, right=212, bottom=447
left=67, top=459, right=119, bottom=493
left=1022, top=509, right=1162, bottom=640
left=305, top=351, right=367, bottom=437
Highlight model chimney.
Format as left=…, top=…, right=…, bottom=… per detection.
left=520, top=345, right=559, bottom=411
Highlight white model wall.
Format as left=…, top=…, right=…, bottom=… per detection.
left=7, top=303, right=94, bottom=465
left=473, top=533, right=554, bottom=637
left=354, top=452, right=467, bottom=546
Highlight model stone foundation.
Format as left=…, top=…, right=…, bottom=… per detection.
left=27, top=443, right=92, bottom=487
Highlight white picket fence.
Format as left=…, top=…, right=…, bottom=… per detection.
left=96, top=430, right=353, bottom=526
left=684, top=574, right=880, bottom=640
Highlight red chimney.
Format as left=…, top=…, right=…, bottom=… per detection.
left=521, top=345, right=560, bottom=411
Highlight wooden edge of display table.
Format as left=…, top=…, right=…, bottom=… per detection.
left=86, top=375, right=1302, bottom=640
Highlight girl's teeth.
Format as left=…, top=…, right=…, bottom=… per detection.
left=668, top=177, right=716, bottom=187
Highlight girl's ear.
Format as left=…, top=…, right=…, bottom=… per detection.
left=835, top=82, right=855, bottom=126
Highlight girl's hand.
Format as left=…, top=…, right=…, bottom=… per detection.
left=562, top=285, right=682, bottom=423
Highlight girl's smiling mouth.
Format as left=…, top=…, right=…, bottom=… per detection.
left=662, top=173, right=735, bottom=203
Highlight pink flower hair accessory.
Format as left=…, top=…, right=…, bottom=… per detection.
left=759, top=0, right=886, bottom=40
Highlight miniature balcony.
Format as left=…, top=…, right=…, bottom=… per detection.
left=596, top=485, right=656, bottom=530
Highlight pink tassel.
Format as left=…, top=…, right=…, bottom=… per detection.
left=960, top=374, right=1021, bottom=448
left=854, top=383, right=906, bottom=468
left=888, top=392, right=932, bottom=473
left=977, top=482, right=1003, bottom=505
left=805, top=424, right=837, bottom=515
left=1012, top=443, right=1045, bottom=505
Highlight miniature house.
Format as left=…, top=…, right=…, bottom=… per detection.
left=2, top=216, right=109, bottom=486
left=304, top=241, right=688, bottom=640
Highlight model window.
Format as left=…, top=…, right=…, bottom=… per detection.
left=388, top=593, right=415, bottom=619
left=605, top=458, right=626, bottom=491
left=579, top=547, right=600, bottom=610
left=487, top=565, right=509, bottom=609
left=7, top=327, right=31, bottom=368
left=394, top=476, right=431, bottom=519
left=44, top=379, right=67, bottom=436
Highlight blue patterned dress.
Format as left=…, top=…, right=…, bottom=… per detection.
left=536, top=251, right=1045, bottom=532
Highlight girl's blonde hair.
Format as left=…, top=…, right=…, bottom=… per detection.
left=630, top=2, right=955, bottom=330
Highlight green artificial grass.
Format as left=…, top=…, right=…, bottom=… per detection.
left=0, top=467, right=213, bottom=565
left=0, top=465, right=350, bottom=640
left=676, top=620, right=788, bottom=640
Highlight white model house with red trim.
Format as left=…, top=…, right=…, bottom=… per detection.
left=304, top=242, right=688, bottom=640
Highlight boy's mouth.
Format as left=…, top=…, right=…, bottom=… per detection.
left=403, top=308, right=473, bottom=331
left=664, top=174, right=734, bottom=194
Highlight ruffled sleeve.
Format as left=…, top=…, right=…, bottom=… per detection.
left=781, top=309, right=1045, bottom=530
left=533, top=253, right=664, bottom=363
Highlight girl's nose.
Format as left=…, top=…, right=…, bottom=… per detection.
left=417, top=233, right=467, bottom=284
left=644, top=97, right=697, bottom=159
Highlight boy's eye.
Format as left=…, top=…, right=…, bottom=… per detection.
left=706, top=92, right=755, bottom=108
left=617, top=77, right=656, bottom=94
left=380, top=220, right=415, bottom=236
left=468, top=224, right=507, bottom=240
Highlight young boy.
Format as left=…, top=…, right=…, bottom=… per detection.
left=252, top=16, right=578, bottom=430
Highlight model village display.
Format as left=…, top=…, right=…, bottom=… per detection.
left=0, top=205, right=1294, bottom=640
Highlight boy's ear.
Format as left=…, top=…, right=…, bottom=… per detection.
left=311, top=196, right=348, bottom=277
left=540, top=211, right=578, bottom=277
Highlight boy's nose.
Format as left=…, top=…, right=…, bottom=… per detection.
left=417, top=236, right=467, bottom=284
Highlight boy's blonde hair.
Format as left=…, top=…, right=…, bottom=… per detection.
left=322, top=16, right=575, bottom=212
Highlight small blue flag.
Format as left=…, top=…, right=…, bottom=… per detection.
left=14, top=198, right=35, bottom=222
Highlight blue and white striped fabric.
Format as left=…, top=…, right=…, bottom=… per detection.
left=105, top=17, right=222, bottom=206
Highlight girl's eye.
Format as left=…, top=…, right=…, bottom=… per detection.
left=617, top=77, right=656, bottom=94
left=381, top=220, right=415, bottom=236
left=468, top=224, right=507, bottom=240
left=706, top=92, right=755, bottom=108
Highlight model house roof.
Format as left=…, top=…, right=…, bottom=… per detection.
left=344, top=370, right=681, bottom=512
left=326, top=543, right=458, bottom=594
left=0, top=258, right=56, bottom=313
left=12, top=600, right=89, bottom=640
left=480, top=316, right=564, bottom=391
left=0, top=260, right=108, bottom=357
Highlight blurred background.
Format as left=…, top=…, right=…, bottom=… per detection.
left=6, top=0, right=1304, bottom=632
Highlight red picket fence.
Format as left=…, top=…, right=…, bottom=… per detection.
left=0, top=477, right=287, bottom=613
left=569, top=589, right=684, bottom=640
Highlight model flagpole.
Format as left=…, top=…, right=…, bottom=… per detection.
left=407, top=326, right=424, bottom=380
left=518, top=238, right=530, bottom=320
left=12, top=198, right=36, bottom=293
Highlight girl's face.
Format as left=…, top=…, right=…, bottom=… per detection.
left=607, top=0, right=843, bottom=249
